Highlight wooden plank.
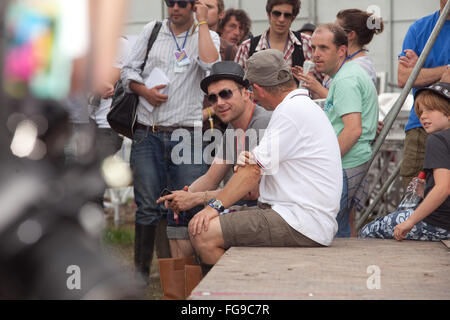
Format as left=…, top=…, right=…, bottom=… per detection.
left=190, top=239, right=450, bottom=300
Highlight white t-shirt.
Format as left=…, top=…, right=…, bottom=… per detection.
left=252, top=89, right=343, bottom=246
left=90, top=37, right=131, bottom=128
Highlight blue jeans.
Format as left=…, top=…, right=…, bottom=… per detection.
left=130, top=127, right=207, bottom=226
left=335, top=170, right=350, bottom=238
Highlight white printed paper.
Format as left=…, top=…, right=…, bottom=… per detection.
left=139, top=67, right=170, bottom=112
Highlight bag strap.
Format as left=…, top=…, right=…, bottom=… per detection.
left=292, top=31, right=305, bottom=68
left=139, top=21, right=162, bottom=72
left=225, top=43, right=236, bottom=61
left=248, top=35, right=262, bottom=59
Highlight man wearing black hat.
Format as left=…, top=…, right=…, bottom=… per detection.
left=158, top=61, right=272, bottom=227
left=156, top=61, right=270, bottom=297
left=297, top=22, right=316, bottom=36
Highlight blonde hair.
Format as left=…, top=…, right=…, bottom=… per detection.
left=415, top=90, right=450, bottom=118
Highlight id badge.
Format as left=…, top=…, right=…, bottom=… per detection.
left=175, top=49, right=190, bottom=65
left=174, top=60, right=188, bottom=73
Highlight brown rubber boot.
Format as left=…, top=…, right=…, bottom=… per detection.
left=184, top=265, right=203, bottom=299
left=158, top=256, right=196, bottom=300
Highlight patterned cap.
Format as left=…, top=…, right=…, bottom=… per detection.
left=415, top=82, right=450, bottom=103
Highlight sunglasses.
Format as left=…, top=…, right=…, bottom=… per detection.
left=207, top=88, right=240, bottom=104
left=165, top=0, right=191, bottom=8
left=271, top=10, right=294, bottom=19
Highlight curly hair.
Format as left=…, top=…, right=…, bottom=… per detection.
left=218, top=8, right=252, bottom=43
left=216, top=0, right=224, bottom=14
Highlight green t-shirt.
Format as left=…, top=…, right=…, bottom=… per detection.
left=324, top=61, right=379, bottom=170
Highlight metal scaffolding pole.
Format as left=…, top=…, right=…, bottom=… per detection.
left=355, top=1, right=450, bottom=230
left=356, top=162, right=401, bottom=231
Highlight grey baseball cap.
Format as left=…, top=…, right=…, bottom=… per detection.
left=243, top=49, right=293, bottom=86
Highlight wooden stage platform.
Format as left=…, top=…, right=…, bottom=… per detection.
left=190, top=238, right=450, bottom=300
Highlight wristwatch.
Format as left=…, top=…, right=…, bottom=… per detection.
left=208, top=199, right=225, bottom=214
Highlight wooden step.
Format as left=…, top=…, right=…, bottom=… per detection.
left=190, top=238, right=450, bottom=300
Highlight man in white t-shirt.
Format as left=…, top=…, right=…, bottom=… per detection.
left=188, top=49, right=342, bottom=269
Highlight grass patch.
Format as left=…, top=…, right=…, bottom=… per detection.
left=103, top=226, right=134, bottom=246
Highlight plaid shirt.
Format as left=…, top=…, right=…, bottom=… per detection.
left=235, top=29, right=323, bottom=81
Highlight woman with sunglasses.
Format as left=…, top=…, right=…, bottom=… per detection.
left=293, top=9, right=384, bottom=99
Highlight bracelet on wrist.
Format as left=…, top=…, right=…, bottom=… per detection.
left=198, top=21, right=208, bottom=26
left=208, top=199, right=225, bottom=214
left=203, top=191, right=208, bottom=207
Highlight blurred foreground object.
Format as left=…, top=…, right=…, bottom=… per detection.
left=3, top=0, right=89, bottom=100
left=0, top=0, right=142, bottom=299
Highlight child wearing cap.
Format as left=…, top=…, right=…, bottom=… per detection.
left=359, top=82, right=450, bottom=241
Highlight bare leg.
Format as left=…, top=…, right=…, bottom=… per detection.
left=169, top=239, right=195, bottom=258
left=190, top=217, right=226, bottom=265
left=176, top=239, right=195, bottom=258
left=169, top=239, right=181, bottom=258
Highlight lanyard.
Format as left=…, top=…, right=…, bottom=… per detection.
left=346, top=49, right=367, bottom=61
left=267, top=34, right=290, bottom=53
left=335, top=49, right=367, bottom=76
left=236, top=104, right=256, bottom=158
left=335, top=58, right=347, bottom=75
left=169, top=22, right=190, bottom=52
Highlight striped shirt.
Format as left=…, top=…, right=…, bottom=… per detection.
left=121, top=19, right=221, bottom=127
left=235, top=29, right=322, bottom=81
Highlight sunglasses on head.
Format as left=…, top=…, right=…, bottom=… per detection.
left=207, top=88, right=240, bottom=104
left=165, top=0, right=191, bottom=8
left=271, top=10, right=293, bottom=19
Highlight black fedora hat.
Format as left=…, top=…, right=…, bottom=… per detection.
left=201, top=61, right=249, bottom=93
left=298, top=23, right=316, bottom=34
left=415, top=82, right=450, bottom=103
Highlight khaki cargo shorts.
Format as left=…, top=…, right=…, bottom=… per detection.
left=219, top=205, right=322, bottom=249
